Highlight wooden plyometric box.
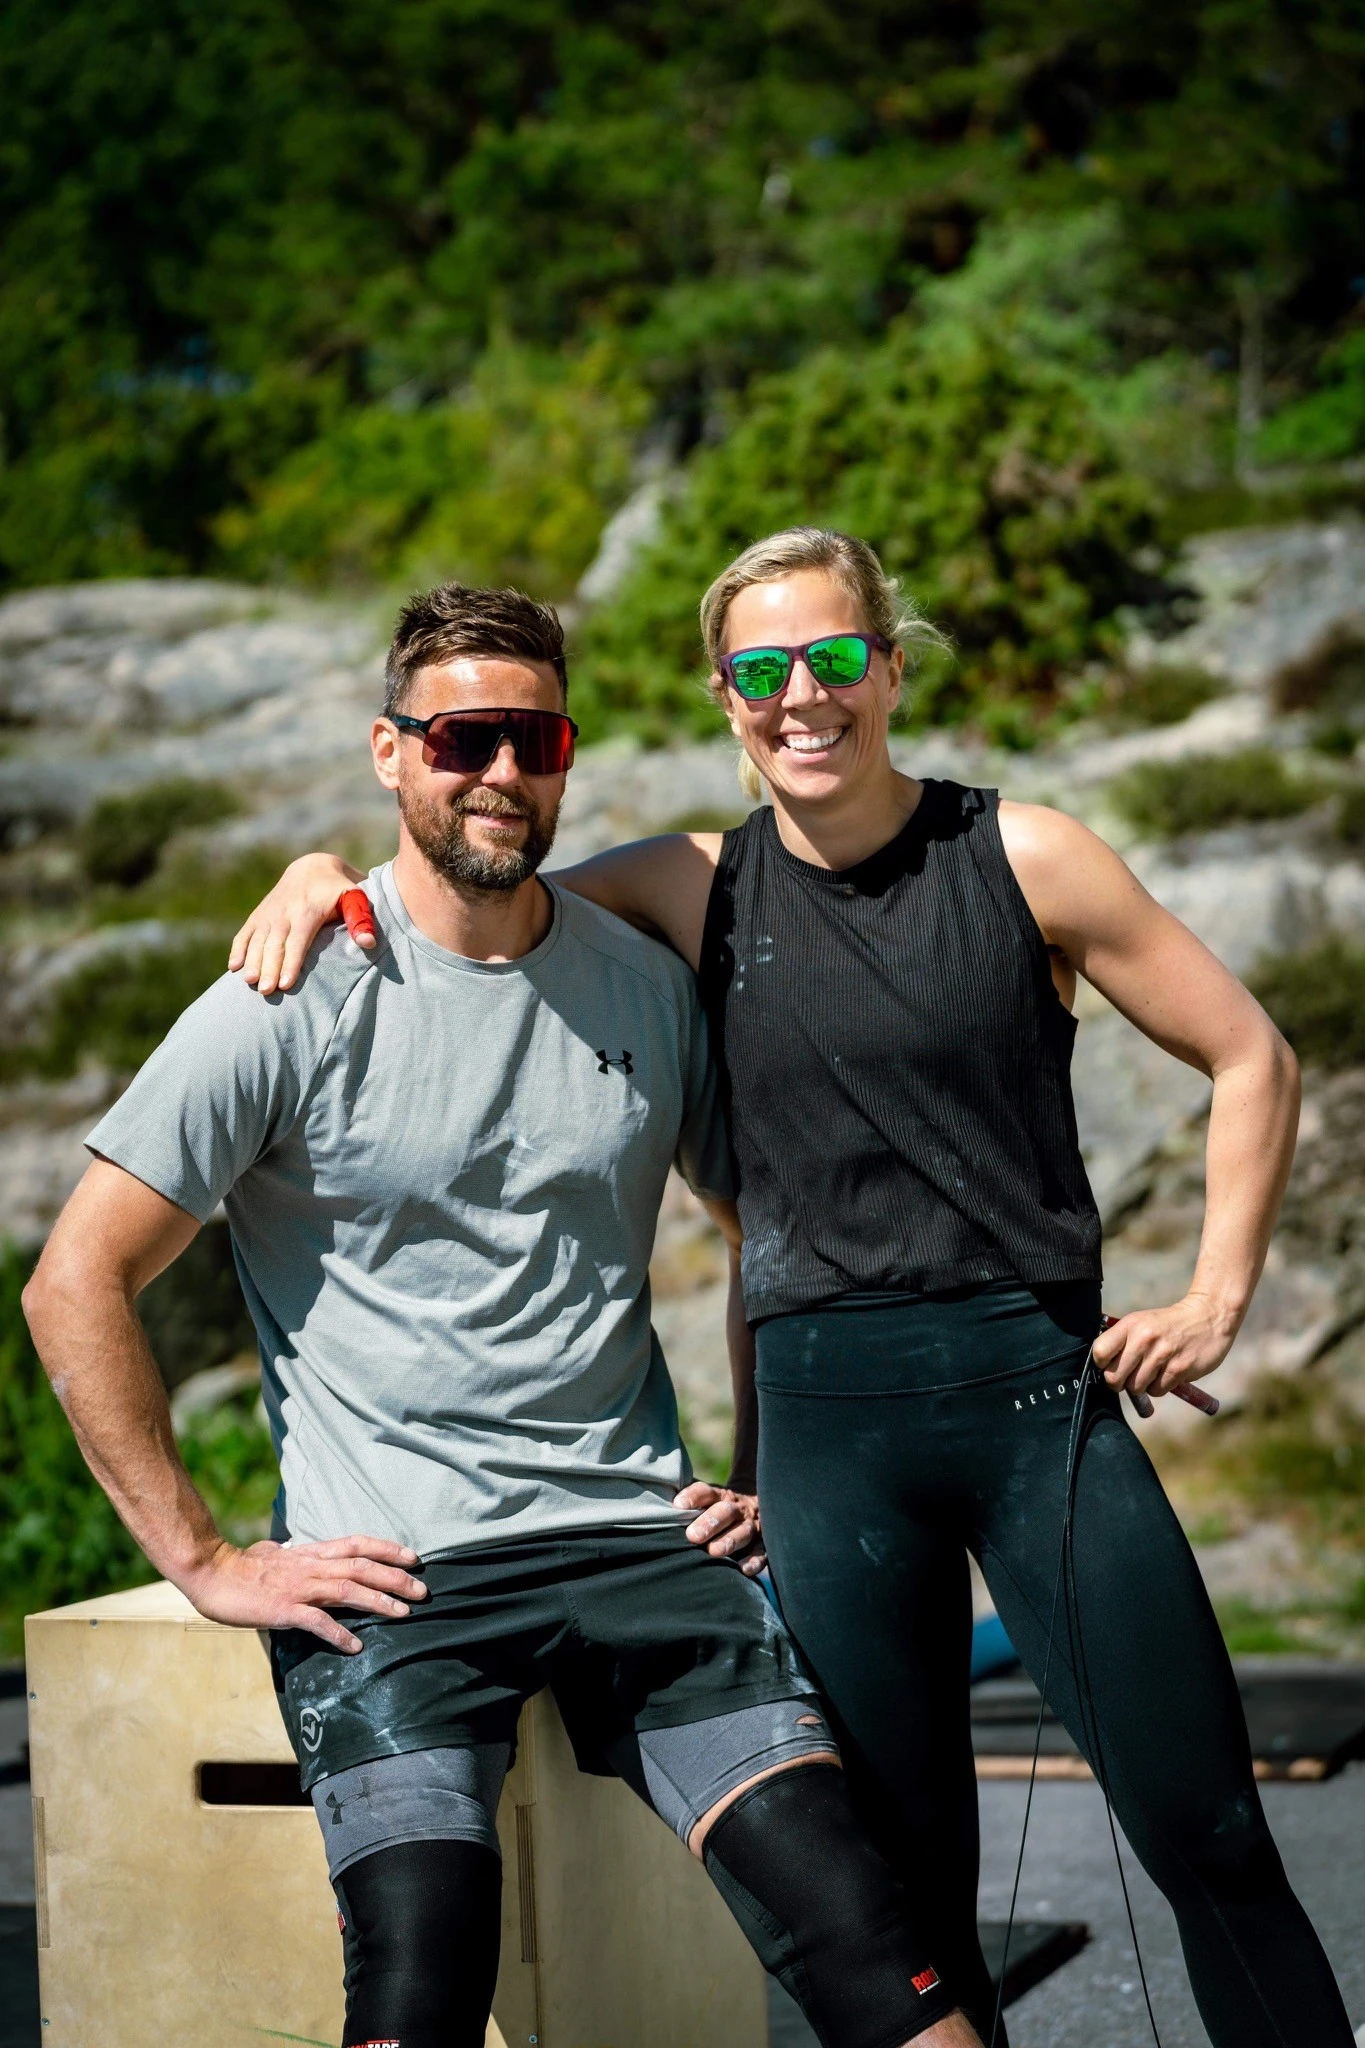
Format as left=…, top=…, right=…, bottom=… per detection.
left=25, top=1581, right=767, bottom=2048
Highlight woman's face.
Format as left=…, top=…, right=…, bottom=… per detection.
left=717, top=570, right=904, bottom=808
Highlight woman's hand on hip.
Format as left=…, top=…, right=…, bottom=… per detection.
left=675, top=1481, right=766, bottom=1576
left=1091, top=1291, right=1239, bottom=1398
left=228, top=852, right=364, bottom=994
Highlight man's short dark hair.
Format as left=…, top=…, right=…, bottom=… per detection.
left=384, top=583, right=568, bottom=716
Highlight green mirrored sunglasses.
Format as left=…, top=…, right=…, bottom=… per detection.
left=719, top=633, right=892, bottom=701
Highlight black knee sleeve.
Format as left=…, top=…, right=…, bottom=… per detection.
left=702, top=1766, right=958, bottom=2048
left=334, top=1837, right=502, bottom=2048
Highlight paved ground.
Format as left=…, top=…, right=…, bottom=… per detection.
left=0, top=1696, right=31, bottom=1908
left=975, top=1767, right=1365, bottom=2048
left=3, top=1669, right=1362, bottom=2046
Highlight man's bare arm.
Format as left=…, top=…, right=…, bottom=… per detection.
left=23, top=1161, right=427, bottom=1651
left=1000, top=801, right=1301, bottom=1396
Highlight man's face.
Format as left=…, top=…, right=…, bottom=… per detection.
left=371, top=655, right=569, bottom=893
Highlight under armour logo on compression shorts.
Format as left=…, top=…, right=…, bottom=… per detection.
left=596, top=1049, right=634, bottom=1074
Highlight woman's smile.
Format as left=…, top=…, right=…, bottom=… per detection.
left=775, top=725, right=849, bottom=757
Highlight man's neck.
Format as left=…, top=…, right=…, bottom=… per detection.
left=390, top=837, right=554, bottom=961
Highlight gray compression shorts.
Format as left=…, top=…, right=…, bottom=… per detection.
left=311, top=1696, right=840, bottom=1881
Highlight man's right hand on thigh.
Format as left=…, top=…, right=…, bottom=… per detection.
left=180, top=1534, right=428, bottom=1653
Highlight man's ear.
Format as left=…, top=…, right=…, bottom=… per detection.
left=371, top=716, right=401, bottom=791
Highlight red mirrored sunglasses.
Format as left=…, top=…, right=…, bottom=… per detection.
left=391, top=707, right=578, bottom=775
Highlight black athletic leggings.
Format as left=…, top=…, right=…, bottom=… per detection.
left=755, top=1280, right=1354, bottom=2048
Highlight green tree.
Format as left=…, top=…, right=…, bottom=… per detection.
left=573, top=320, right=1162, bottom=741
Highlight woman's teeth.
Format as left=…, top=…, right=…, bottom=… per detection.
left=779, top=728, right=845, bottom=755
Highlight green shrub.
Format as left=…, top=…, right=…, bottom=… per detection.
left=571, top=324, right=1165, bottom=743
left=1258, top=330, right=1365, bottom=467
left=139, top=1224, right=258, bottom=1387
left=79, top=778, right=240, bottom=888
left=1109, top=748, right=1328, bottom=838
left=1335, top=785, right=1365, bottom=847
left=99, top=844, right=301, bottom=927
left=35, top=935, right=228, bottom=1078
left=1214, top=1601, right=1302, bottom=1656
left=0, top=1244, right=155, bottom=1655
left=1106, top=664, right=1224, bottom=730
left=1220, top=1374, right=1365, bottom=1525
left=662, top=806, right=749, bottom=835
left=179, top=1390, right=280, bottom=1549
left=218, top=347, right=644, bottom=596
left=1250, top=939, right=1365, bottom=1072
left=0, top=1241, right=278, bottom=1656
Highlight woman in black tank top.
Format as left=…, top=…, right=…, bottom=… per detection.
left=236, top=530, right=1349, bottom=2048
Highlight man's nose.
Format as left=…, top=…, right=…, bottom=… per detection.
left=480, top=738, right=523, bottom=787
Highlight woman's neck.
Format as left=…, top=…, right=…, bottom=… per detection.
left=768, top=759, right=924, bottom=872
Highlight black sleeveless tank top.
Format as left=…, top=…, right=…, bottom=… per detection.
left=697, top=781, right=1102, bottom=1321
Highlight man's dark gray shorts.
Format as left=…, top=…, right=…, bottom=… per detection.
left=271, top=1524, right=825, bottom=1796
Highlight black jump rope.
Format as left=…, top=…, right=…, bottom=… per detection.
left=987, top=1345, right=1164, bottom=2048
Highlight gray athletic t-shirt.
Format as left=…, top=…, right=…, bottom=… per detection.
left=87, top=866, right=733, bottom=1558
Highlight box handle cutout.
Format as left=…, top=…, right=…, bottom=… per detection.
left=197, top=1762, right=309, bottom=1806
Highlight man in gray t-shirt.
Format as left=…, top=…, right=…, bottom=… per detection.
left=86, top=858, right=732, bottom=1560
left=24, top=583, right=981, bottom=2048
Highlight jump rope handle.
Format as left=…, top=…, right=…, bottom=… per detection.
left=1098, top=1314, right=1221, bottom=1420
left=340, top=888, right=377, bottom=947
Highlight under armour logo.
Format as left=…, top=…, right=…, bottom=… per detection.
left=596, top=1049, right=634, bottom=1074
left=325, top=1791, right=344, bottom=1825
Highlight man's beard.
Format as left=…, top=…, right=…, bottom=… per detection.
left=398, top=780, right=560, bottom=893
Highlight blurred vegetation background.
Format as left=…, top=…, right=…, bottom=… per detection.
left=4, top=0, right=1365, bottom=1652
left=2, top=0, right=1364, bottom=740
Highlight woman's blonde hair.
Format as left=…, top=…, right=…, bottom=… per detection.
left=699, top=527, right=948, bottom=801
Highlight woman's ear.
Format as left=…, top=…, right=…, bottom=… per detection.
left=716, top=676, right=745, bottom=740
left=885, top=644, right=905, bottom=717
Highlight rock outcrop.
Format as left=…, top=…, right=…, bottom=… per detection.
left=3, top=525, right=1365, bottom=1504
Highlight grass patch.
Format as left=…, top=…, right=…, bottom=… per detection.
left=0, top=1244, right=156, bottom=1654
left=0, top=1241, right=276, bottom=1658
left=21, top=934, right=229, bottom=1080
left=1250, top=939, right=1365, bottom=1072
left=95, top=844, right=295, bottom=928
left=1202, top=1373, right=1365, bottom=1537
left=1332, top=784, right=1365, bottom=848
left=1109, top=748, right=1329, bottom=838
left=78, top=778, right=240, bottom=888
left=1106, top=664, right=1225, bottom=730
left=1214, top=1601, right=1303, bottom=1656
left=663, top=807, right=749, bottom=835
left=179, top=1388, right=279, bottom=1548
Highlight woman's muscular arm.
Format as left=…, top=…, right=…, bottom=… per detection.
left=998, top=799, right=1301, bottom=1400
left=228, top=833, right=722, bottom=992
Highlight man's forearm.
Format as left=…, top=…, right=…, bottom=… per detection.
left=1191, top=1031, right=1301, bottom=1332
left=24, top=1264, right=226, bottom=1588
